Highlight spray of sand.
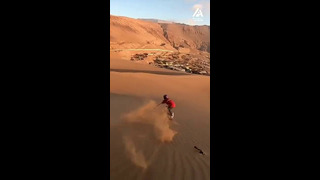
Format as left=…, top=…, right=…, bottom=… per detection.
left=121, top=100, right=177, bottom=169
left=123, top=136, right=148, bottom=169
left=122, top=100, right=177, bottom=142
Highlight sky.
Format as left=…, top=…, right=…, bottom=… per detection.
left=110, top=0, right=210, bottom=26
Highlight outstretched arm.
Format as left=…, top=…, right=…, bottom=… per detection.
left=157, top=100, right=165, bottom=106
left=153, top=102, right=162, bottom=110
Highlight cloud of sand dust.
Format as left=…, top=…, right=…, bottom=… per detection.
left=123, top=136, right=148, bottom=169
left=121, top=100, right=177, bottom=143
left=120, top=100, right=177, bottom=169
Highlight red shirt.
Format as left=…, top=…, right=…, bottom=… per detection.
left=162, top=99, right=176, bottom=108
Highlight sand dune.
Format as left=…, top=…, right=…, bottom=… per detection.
left=110, top=14, right=210, bottom=180
left=110, top=56, right=210, bottom=180
left=110, top=15, right=174, bottom=50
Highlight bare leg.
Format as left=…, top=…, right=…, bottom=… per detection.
left=167, top=107, right=172, bottom=116
left=168, top=107, right=174, bottom=118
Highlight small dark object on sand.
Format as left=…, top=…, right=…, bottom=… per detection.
left=194, top=146, right=205, bottom=155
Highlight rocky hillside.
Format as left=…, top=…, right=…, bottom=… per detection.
left=160, top=23, right=210, bottom=53
left=110, top=15, right=210, bottom=53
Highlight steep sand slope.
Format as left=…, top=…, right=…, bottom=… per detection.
left=110, top=15, right=174, bottom=50
left=110, top=58, right=210, bottom=180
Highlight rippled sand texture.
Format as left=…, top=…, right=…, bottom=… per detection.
left=110, top=56, right=210, bottom=180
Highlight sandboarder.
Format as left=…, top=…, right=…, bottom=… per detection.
left=157, top=94, right=176, bottom=119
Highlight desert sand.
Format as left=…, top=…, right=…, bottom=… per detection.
left=110, top=15, right=210, bottom=180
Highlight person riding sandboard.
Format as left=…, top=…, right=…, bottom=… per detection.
left=157, top=94, right=176, bottom=120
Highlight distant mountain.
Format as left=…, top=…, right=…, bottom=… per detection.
left=160, top=23, right=210, bottom=53
left=110, top=15, right=210, bottom=53
left=138, top=18, right=174, bottom=24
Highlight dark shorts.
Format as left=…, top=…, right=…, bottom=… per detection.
left=167, top=107, right=174, bottom=115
